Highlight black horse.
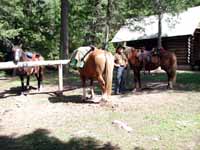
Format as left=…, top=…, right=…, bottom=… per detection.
left=12, top=45, right=44, bottom=93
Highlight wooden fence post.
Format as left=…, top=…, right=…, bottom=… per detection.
left=58, top=64, right=63, bottom=91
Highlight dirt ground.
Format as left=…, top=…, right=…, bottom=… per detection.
left=0, top=72, right=200, bottom=150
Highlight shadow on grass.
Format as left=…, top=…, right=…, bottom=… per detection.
left=0, top=86, right=22, bottom=98
left=0, top=129, right=121, bottom=150
left=48, top=95, right=100, bottom=104
left=0, top=69, right=103, bottom=99
left=0, top=85, right=79, bottom=99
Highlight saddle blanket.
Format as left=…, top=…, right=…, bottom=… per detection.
left=70, top=46, right=93, bottom=69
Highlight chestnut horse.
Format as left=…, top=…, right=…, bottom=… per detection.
left=12, top=45, right=44, bottom=93
left=70, top=46, right=114, bottom=101
left=125, top=47, right=177, bottom=90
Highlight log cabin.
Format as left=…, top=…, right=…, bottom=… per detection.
left=112, top=6, right=200, bottom=70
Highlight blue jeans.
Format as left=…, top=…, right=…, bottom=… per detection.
left=114, top=66, right=126, bottom=94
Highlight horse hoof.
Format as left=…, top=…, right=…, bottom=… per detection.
left=20, top=92, right=24, bottom=96
left=167, top=85, right=173, bottom=89
left=100, top=97, right=108, bottom=102
left=20, top=91, right=28, bottom=96
left=81, top=96, right=87, bottom=101
left=167, top=86, right=173, bottom=90
left=132, top=88, right=141, bottom=93
left=89, top=95, right=95, bottom=100
left=37, top=89, right=42, bottom=93
left=89, top=97, right=100, bottom=103
left=39, top=86, right=43, bottom=92
left=132, top=89, right=137, bottom=93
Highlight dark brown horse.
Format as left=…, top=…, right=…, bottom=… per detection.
left=71, top=46, right=114, bottom=101
left=125, top=47, right=177, bottom=90
left=12, top=45, right=44, bottom=93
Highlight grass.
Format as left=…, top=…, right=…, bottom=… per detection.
left=141, top=71, right=200, bottom=85
left=0, top=71, right=6, bottom=77
left=140, top=112, right=200, bottom=149
left=0, top=70, right=200, bottom=150
left=138, top=71, right=200, bottom=91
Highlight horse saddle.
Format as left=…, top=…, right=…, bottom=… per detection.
left=25, top=52, right=33, bottom=59
left=25, top=52, right=40, bottom=61
left=70, top=46, right=95, bottom=69
left=138, top=51, right=152, bottom=63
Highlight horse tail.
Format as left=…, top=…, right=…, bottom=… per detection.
left=105, top=52, right=114, bottom=95
left=171, top=53, right=177, bottom=83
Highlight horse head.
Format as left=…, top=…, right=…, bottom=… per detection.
left=12, top=44, right=23, bottom=64
left=124, top=47, right=139, bottom=64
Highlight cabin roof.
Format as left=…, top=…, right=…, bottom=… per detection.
left=111, top=6, right=200, bottom=42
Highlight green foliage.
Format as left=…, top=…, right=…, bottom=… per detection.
left=107, top=42, right=116, bottom=54
left=19, top=0, right=61, bottom=59
left=0, top=0, right=199, bottom=59
left=68, top=0, right=128, bottom=51
left=0, top=0, right=24, bottom=40
left=0, top=0, right=60, bottom=59
left=129, top=0, right=200, bottom=17
left=0, top=22, right=22, bottom=39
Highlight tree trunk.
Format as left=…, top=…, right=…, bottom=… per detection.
left=60, top=0, right=69, bottom=59
left=104, top=25, right=109, bottom=50
left=155, top=0, right=162, bottom=49
left=103, top=0, right=112, bottom=50
left=91, top=0, right=101, bottom=45
left=157, top=12, right=162, bottom=49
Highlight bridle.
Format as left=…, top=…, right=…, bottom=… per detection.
left=13, top=47, right=22, bottom=63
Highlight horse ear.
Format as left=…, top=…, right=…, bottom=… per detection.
left=90, top=45, right=95, bottom=51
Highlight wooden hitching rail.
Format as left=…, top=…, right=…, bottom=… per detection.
left=0, top=60, right=70, bottom=91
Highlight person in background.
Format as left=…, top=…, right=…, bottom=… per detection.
left=114, top=46, right=128, bottom=95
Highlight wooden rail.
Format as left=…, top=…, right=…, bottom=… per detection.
left=0, top=60, right=70, bottom=91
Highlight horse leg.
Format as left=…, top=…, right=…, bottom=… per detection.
left=81, top=77, right=87, bottom=101
left=26, top=75, right=30, bottom=90
left=89, top=79, right=95, bottom=99
left=38, top=67, right=44, bottom=91
left=19, top=76, right=26, bottom=95
left=166, top=71, right=174, bottom=89
left=143, top=62, right=146, bottom=75
left=97, top=75, right=107, bottom=101
left=35, top=74, right=41, bottom=92
left=133, top=69, right=141, bottom=92
left=148, top=69, right=151, bottom=75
